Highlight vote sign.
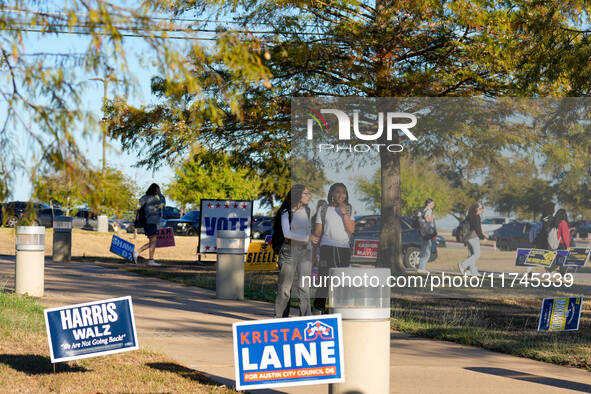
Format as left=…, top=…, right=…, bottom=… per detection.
left=109, top=235, right=135, bottom=262
left=199, top=199, right=252, bottom=253
left=44, top=296, right=139, bottom=362
left=538, top=296, right=583, bottom=332
left=233, top=315, right=344, bottom=390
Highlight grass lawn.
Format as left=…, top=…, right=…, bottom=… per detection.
left=92, top=260, right=591, bottom=372
left=0, top=291, right=236, bottom=393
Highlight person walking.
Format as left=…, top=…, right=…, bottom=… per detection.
left=133, top=183, right=166, bottom=266
left=312, top=183, right=355, bottom=315
left=534, top=202, right=556, bottom=250
left=555, top=209, right=571, bottom=250
left=417, top=198, right=435, bottom=274
left=273, top=184, right=319, bottom=318
left=458, top=202, right=488, bottom=276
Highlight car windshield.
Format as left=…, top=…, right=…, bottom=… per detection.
left=182, top=211, right=199, bottom=221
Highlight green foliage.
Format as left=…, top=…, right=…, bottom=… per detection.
left=32, top=166, right=138, bottom=214
left=355, top=158, right=453, bottom=216
left=0, top=1, right=270, bottom=196
left=485, top=157, right=555, bottom=221
left=165, top=150, right=262, bottom=210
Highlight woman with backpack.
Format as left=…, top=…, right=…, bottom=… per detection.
left=534, top=202, right=556, bottom=250
left=417, top=198, right=435, bottom=273
left=133, top=183, right=166, bottom=266
left=458, top=202, right=488, bottom=276
left=312, top=183, right=355, bottom=315
left=273, top=184, right=319, bottom=318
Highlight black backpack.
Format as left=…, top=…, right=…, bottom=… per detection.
left=271, top=207, right=310, bottom=254
left=411, top=208, right=424, bottom=229
left=457, top=217, right=471, bottom=243
left=134, top=203, right=147, bottom=229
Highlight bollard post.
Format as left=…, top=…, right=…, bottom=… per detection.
left=97, top=215, right=108, bottom=233
left=52, top=217, right=72, bottom=262
left=329, top=267, right=391, bottom=394
left=215, top=230, right=246, bottom=300
left=15, top=226, right=46, bottom=297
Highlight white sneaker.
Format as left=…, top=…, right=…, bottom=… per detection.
left=416, top=269, right=429, bottom=274
left=132, top=250, right=139, bottom=264
left=458, top=263, right=466, bottom=275
left=147, top=260, right=161, bottom=266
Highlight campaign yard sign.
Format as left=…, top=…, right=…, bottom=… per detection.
left=199, top=199, right=252, bottom=254
left=110, top=235, right=135, bottom=262
left=353, top=239, right=379, bottom=259
left=564, top=248, right=591, bottom=268
left=245, top=240, right=277, bottom=271
left=524, top=248, right=557, bottom=267
left=156, top=227, right=175, bottom=248
left=233, top=315, right=344, bottom=390
left=44, top=296, right=139, bottom=363
left=538, top=296, right=583, bottom=332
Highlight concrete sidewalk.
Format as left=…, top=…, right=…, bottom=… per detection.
left=1, top=255, right=591, bottom=393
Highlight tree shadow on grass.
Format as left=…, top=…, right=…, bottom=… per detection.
left=147, top=362, right=228, bottom=387
left=0, top=354, right=88, bottom=375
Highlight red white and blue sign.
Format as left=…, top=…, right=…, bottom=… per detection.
left=232, top=315, right=344, bottom=390
left=109, top=235, right=135, bottom=262
left=199, top=199, right=252, bottom=253
left=44, top=296, right=139, bottom=363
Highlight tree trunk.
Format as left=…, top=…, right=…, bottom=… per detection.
left=374, top=0, right=403, bottom=273
left=377, top=140, right=405, bottom=273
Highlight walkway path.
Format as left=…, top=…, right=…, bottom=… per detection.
left=1, top=256, right=590, bottom=393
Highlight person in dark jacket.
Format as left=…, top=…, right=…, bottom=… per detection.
left=133, top=183, right=166, bottom=266
left=458, top=202, right=488, bottom=276
left=534, top=202, right=555, bottom=250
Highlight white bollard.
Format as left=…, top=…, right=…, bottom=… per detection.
left=97, top=215, right=108, bottom=233
left=329, top=267, right=391, bottom=394
left=15, top=226, right=46, bottom=297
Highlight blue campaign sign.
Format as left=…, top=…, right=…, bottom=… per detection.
left=110, top=235, right=135, bottom=261
left=538, top=296, right=583, bottom=332
left=515, top=248, right=532, bottom=266
left=564, top=248, right=591, bottom=268
left=233, top=315, right=344, bottom=390
left=44, top=296, right=139, bottom=362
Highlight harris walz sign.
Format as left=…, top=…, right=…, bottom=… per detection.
left=44, top=296, right=139, bottom=363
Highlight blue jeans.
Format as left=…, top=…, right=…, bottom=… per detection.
left=418, top=238, right=431, bottom=270
left=459, top=238, right=480, bottom=275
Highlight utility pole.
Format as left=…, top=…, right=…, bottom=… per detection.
left=90, top=74, right=119, bottom=173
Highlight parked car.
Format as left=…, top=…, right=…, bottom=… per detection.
left=72, top=209, right=98, bottom=230
left=350, top=215, right=438, bottom=269
left=435, top=235, right=447, bottom=248
left=165, top=210, right=201, bottom=236
left=162, top=206, right=181, bottom=220
left=252, top=216, right=273, bottom=239
left=481, top=217, right=511, bottom=236
left=492, top=222, right=535, bottom=251
left=3, top=201, right=49, bottom=227
left=36, top=208, right=65, bottom=227
left=453, top=216, right=511, bottom=241
left=571, top=220, right=591, bottom=239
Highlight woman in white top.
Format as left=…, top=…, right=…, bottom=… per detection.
left=312, top=183, right=355, bottom=314
left=273, top=184, right=319, bottom=317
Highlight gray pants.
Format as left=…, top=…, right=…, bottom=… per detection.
left=459, top=237, right=480, bottom=275
left=275, top=243, right=312, bottom=317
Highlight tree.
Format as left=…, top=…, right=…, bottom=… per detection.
left=166, top=150, right=262, bottom=211
left=32, top=166, right=138, bottom=215
left=0, top=1, right=269, bottom=197
left=355, top=158, right=453, bottom=216
left=107, top=1, right=591, bottom=273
